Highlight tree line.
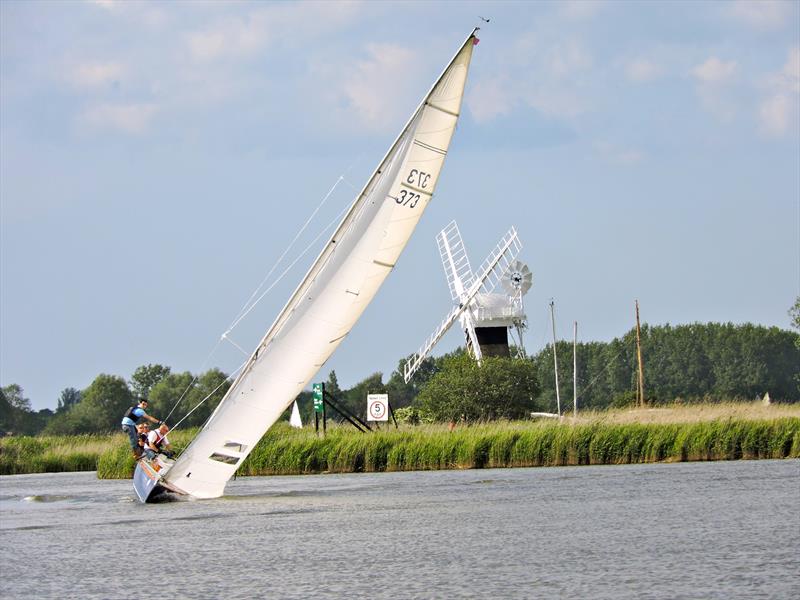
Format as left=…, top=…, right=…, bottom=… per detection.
left=2, top=317, right=798, bottom=436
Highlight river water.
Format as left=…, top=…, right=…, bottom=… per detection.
left=0, top=460, right=798, bottom=599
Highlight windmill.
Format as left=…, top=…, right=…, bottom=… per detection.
left=403, top=221, right=533, bottom=383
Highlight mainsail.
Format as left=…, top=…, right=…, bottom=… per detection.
left=161, top=30, right=479, bottom=499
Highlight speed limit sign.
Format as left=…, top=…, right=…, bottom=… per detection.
left=367, top=394, right=389, bottom=422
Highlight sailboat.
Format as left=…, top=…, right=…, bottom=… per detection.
left=134, top=29, right=480, bottom=502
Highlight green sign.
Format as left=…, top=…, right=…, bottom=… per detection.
left=312, top=382, right=324, bottom=414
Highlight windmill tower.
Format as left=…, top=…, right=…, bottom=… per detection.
left=403, top=221, right=533, bottom=383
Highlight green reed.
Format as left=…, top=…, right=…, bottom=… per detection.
left=2, top=417, right=797, bottom=479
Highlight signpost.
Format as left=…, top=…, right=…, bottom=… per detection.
left=367, top=394, right=389, bottom=422
left=312, top=382, right=326, bottom=435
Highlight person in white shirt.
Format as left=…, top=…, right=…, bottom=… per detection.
left=145, top=423, right=174, bottom=460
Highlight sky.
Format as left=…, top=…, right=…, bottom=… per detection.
left=1, top=0, right=798, bottom=411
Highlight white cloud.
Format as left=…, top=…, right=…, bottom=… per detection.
left=79, top=103, right=158, bottom=134
left=559, top=0, right=607, bottom=20
left=625, top=58, right=661, bottom=82
left=691, top=57, right=737, bottom=83
left=525, top=88, right=587, bottom=119
left=691, top=58, right=738, bottom=121
left=186, top=14, right=270, bottom=62
left=464, top=33, right=593, bottom=123
left=767, top=46, right=800, bottom=94
left=341, top=43, right=417, bottom=130
left=594, top=141, right=644, bottom=165
left=758, top=94, right=792, bottom=136
left=185, top=2, right=361, bottom=62
left=70, top=61, right=124, bottom=87
left=87, top=0, right=167, bottom=28
left=758, top=47, right=800, bottom=137
left=546, top=40, right=593, bottom=77
left=467, top=76, right=515, bottom=123
left=728, top=0, right=792, bottom=31
left=88, top=0, right=116, bottom=10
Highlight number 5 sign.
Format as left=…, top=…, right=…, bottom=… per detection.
left=367, top=394, right=389, bottom=422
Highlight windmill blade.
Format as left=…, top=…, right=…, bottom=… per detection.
left=403, top=226, right=522, bottom=383
left=472, top=226, right=522, bottom=295
left=403, top=304, right=466, bottom=383
left=437, top=221, right=475, bottom=301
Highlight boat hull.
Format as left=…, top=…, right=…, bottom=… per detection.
left=133, top=457, right=185, bottom=503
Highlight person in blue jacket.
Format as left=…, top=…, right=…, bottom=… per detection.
left=121, top=399, right=161, bottom=459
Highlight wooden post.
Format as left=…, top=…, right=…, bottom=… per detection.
left=573, top=320, right=578, bottom=418
left=635, top=300, right=645, bottom=407
left=549, top=300, right=561, bottom=416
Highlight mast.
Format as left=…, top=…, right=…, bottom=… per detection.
left=635, top=299, right=645, bottom=407
left=549, top=300, right=561, bottom=416
left=160, top=29, right=480, bottom=500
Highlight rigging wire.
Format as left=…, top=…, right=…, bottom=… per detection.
left=226, top=175, right=346, bottom=334
left=159, top=164, right=359, bottom=428
left=225, top=155, right=362, bottom=337
left=219, top=199, right=352, bottom=338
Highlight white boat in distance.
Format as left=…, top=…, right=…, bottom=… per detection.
left=135, top=29, right=480, bottom=502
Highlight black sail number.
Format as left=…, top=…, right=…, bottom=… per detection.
left=406, top=169, right=431, bottom=189
left=396, top=189, right=421, bottom=208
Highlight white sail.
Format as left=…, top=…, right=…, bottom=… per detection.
left=289, top=401, right=302, bottom=428
left=163, top=31, right=479, bottom=499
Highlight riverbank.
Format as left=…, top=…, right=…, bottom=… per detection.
left=1, top=403, right=797, bottom=478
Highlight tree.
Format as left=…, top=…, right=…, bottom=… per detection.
left=416, top=354, right=540, bottom=422
left=130, top=364, right=171, bottom=399
left=149, top=368, right=230, bottom=428
left=3, top=384, right=31, bottom=413
left=50, top=374, right=134, bottom=434
left=57, top=387, right=82, bottom=413
left=0, top=384, right=45, bottom=435
left=340, top=372, right=385, bottom=421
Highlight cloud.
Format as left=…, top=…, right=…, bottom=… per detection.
left=767, top=46, right=800, bottom=94
left=468, top=76, right=515, bottom=123
left=758, top=47, right=800, bottom=137
left=69, top=61, right=124, bottom=88
left=184, top=2, right=361, bottom=62
left=625, top=58, right=661, bottom=82
left=88, top=0, right=116, bottom=9
left=594, top=141, right=644, bottom=165
left=758, top=94, right=792, bottom=136
left=340, top=43, right=417, bottom=130
left=87, top=0, right=167, bottom=28
left=559, top=0, right=607, bottom=20
left=465, top=33, right=593, bottom=124
left=691, top=57, right=737, bottom=84
left=545, top=39, right=593, bottom=77
left=186, top=14, right=270, bottom=61
left=79, top=103, right=158, bottom=134
left=727, top=0, right=793, bottom=31
left=691, top=58, right=738, bottom=121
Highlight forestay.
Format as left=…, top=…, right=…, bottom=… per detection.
left=163, top=30, right=479, bottom=499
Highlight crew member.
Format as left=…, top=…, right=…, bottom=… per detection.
left=146, top=423, right=174, bottom=459
left=121, top=399, right=160, bottom=459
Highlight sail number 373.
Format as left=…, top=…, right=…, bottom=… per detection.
left=395, top=169, right=430, bottom=209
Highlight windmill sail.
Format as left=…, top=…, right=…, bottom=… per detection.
left=150, top=30, right=479, bottom=500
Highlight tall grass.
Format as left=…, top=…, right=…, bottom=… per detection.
left=2, top=410, right=798, bottom=479
left=0, top=435, right=111, bottom=475
left=231, top=418, right=800, bottom=477
left=0, top=430, right=197, bottom=477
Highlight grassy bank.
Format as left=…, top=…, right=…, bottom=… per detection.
left=2, top=405, right=798, bottom=479
left=233, top=418, right=800, bottom=476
